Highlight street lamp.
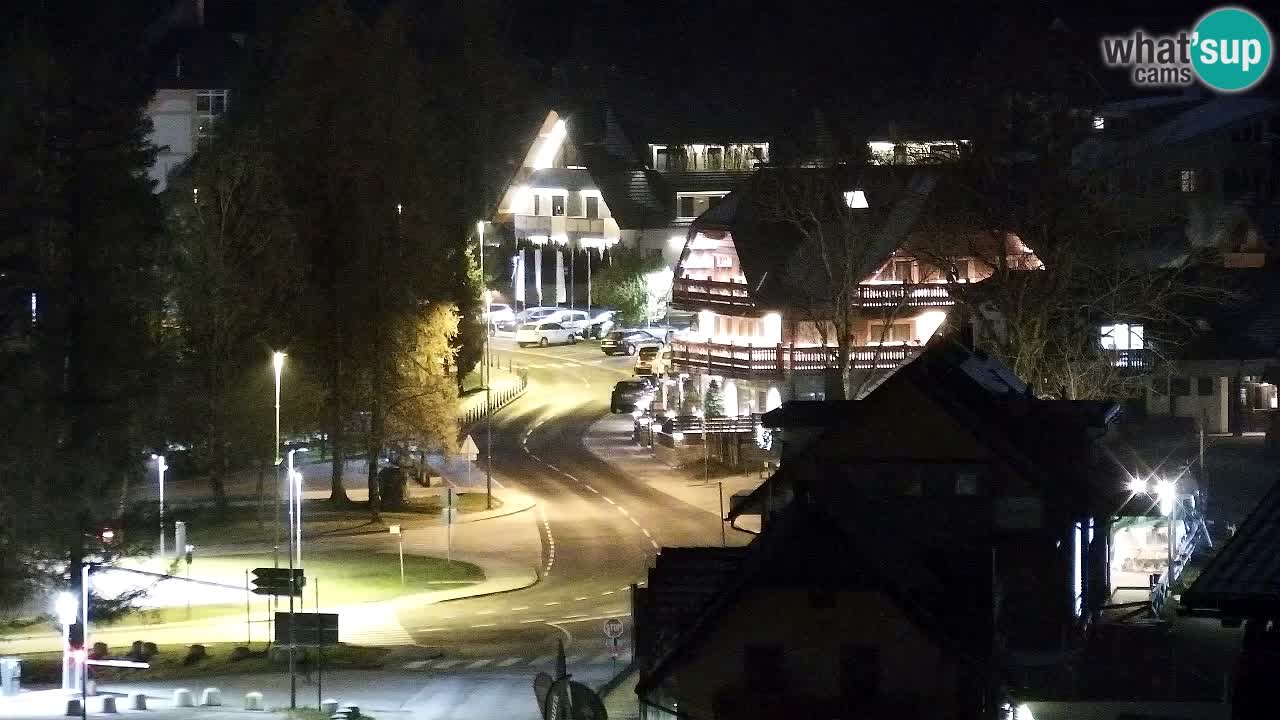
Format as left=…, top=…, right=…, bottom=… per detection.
left=272, top=351, right=285, bottom=572
left=477, top=220, right=493, bottom=511
left=55, top=592, right=77, bottom=690
left=287, top=447, right=307, bottom=570
left=151, top=454, right=167, bottom=561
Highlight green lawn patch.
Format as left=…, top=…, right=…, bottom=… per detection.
left=15, top=642, right=387, bottom=684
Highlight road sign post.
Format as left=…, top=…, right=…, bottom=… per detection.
left=603, top=618, right=626, bottom=668
left=251, top=568, right=305, bottom=596
left=446, top=488, right=454, bottom=565
left=390, top=525, right=404, bottom=585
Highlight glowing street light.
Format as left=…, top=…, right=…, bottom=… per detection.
left=1126, top=477, right=1148, bottom=496
left=55, top=592, right=77, bottom=690
left=1154, top=479, right=1177, bottom=517
left=151, top=454, right=167, bottom=561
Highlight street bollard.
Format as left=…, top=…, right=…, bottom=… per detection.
left=64, top=698, right=82, bottom=717
left=244, top=691, right=264, bottom=711
left=100, top=696, right=118, bottom=713
left=200, top=687, right=222, bottom=706
left=173, top=688, right=195, bottom=707
left=128, top=692, right=147, bottom=710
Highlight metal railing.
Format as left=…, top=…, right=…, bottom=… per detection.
left=460, top=367, right=529, bottom=429
left=668, top=340, right=921, bottom=378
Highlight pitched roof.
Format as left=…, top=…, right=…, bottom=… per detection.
left=687, top=165, right=939, bottom=307
left=637, top=499, right=995, bottom=697
left=594, top=169, right=670, bottom=229
left=734, top=337, right=1122, bottom=520
left=1182, top=476, right=1280, bottom=617
left=527, top=167, right=597, bottom=192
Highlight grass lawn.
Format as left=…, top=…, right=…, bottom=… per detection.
left=177, top=550, right=482, bottom=607
left=15, top=642, right=387, bottom=684
left=184, top=494, right=501, bottom=548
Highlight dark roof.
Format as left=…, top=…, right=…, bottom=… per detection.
left=687, top=165, right=939, bottom=307
left=1178, top=265, right=1280, bottom=363
left=594, top=169, right=670, bottom=229
left=637, top=499, right=994, bottom=696
left=528, top=167, right=597, bottom=192
left=663, top=171, right=752, bottom=194
left=149, top=29, right=244, bottom=90
left=736, top=337, right=1122, bottom=520
left=1182, top=478, right=1280, bottom=617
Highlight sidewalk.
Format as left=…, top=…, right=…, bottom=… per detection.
left=584, top=415, right=764, bottom=530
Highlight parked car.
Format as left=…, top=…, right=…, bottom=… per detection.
left=633, top=343, right=670, bottom=376
left=587, top=310, right=619, bottom=339
left=499, top=306, right=559, bottom=332
left=611, top=379, right=655, bottom=413
left=484, top=303, right=514, bottom=332
left=601, top=329, right=663, bottom=356
left=516, top=320, right=579, bottom=347
left=544, top=309, right=591, bottom=334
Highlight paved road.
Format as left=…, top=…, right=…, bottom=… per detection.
left=8, top=335, right=707, bottom=719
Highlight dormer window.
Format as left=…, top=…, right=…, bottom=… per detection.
left=1092, top=116, right=1106, bottom=131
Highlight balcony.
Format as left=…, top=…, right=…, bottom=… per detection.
left=1106, top=348, right=1152, bottom=371
left=669, top=340, right=921, bottom=379
left=672, top=278, right=754, bottom=311
left=514, top=214, right=616, bottom=240
left=671, top=279, right=958, bottom=312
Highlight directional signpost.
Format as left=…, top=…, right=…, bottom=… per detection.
left=251, top=568, right=305, bottom=597
left=274, top=612, right=338, bottom=647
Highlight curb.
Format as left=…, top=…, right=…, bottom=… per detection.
left=427, top=564, right=542, bottom=605
left=452, top=495, right=537, bottom=524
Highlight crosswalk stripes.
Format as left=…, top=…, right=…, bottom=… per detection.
left=398, top=651, right=632, bottom=672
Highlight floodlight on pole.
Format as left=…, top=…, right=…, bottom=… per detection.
left=152, top=454, right=168, bottom=560
left=1155, top=479, right=1177, bottom=517
left=1126, top=477, right=1148, bottom=496
left=55, top=592, right=77, bottom=690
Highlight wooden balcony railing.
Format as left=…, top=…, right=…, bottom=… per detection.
left=672, top=278, right=754, bottom=309
left=671, top=279, right=959, bottom=311
left=669, top=340, right=921, bottom=379
left=1107, top=348, right=1152, bottom=370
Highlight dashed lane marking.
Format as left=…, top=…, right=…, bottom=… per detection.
left=466, top=659, right=494, bottom=669
left=435, top=659, right=463, bottom=669
left=471, top=623, right=496, bottom=628
left=497, top=657, right=521, bottom=667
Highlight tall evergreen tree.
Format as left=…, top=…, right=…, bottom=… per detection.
left=0, top=3, right=164, bottom=608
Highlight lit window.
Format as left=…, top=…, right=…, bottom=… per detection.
left=1092, top=116, right=1106, bottom=131
left=196, top=89, right=229, bottom=143
left=1100, top=323, right=1143, bottom=351
left=1180, top=170, right=1199, bottom=192
left=551, top=195, right=565, bottom=217
left=843, top=190, right=869, bottom=208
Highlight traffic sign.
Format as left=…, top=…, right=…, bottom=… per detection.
left=459, top=435, right=479, bottom=462
left=389, top=524, right=401, bottom=535
left=251, top=568, right=305, bottom=596
left=602, top=617, right=625, bottom=639
left=274, top=612, right=338, bottom=647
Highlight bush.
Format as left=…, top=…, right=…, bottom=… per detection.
left=90, top=642, right=109, bottom=660
left=230, top=646, right=252, bottom=662
left=183, top=644, right=207, bottom=665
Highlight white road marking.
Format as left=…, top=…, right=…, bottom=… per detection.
left=561, top=614, right=588, bottom=620
left=600, top=590, right=614, bottom=596
left=544, top=601, right=560, bottom=606
left=574, top=596, right=588, bottom=601
left=519, top=618, right=544, bottom=624
left=497, top=657, right=522, bottom=667
left=564, top=473, right=580, bottom=482
left=617, top=506, right=628, bottom=515
left=642, top=529, right=651, bottom=537
left=545, top=464, right=559, bottom=471
left=650, top=540, right=660, bottom=549
left=584, top=485, right=599, bottom=494
left=403, top=660, right=430, bottom=669
left=476, top=610, right=495, bottom=615
left=630, top=517, right=641, bottom=526
left=471, top=623, right=496, bottom=628
left=511, top=606, right=529, bottom=611
left=416, top=628, right=445, bottom=633
left=434, top=659, right=463, bottom=669
left=466, top=659, right=494, bottom=669
left=603, top=497, right=615, bottom=505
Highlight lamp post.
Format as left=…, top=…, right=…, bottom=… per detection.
left=695, top=409, right=709, bottom=486
left=478, top=221, right=493, bottom=511
left=55, top=592, right=77, bottom=690
left=152, top=454, right=167, bottom=561
left=272, top=352, right=285, bottom=573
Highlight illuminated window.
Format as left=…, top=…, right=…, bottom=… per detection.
left=1180, top=170, right=1199, bottom=192
left=196, top=89, right=229, bottom=142
left=551, top=195, right=565, bottom=217
left=1092, top=115, right=1106, bottom=131
left=843, top=190, right=869, bottom=208
left=1099, top=323, right=1143, bottom=351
